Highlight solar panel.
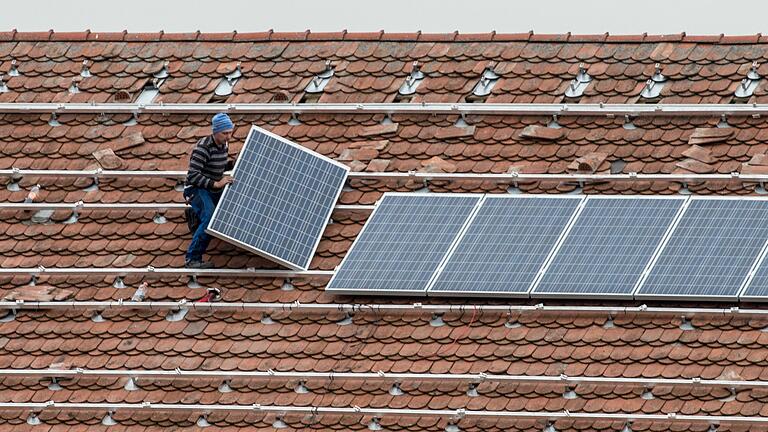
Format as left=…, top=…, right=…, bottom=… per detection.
left=207, top=125, right=349, bottom=271
left=531, top=196, right=685, bottom=299
left=636, top=197, right=768, bottom=300
left=326, top=194, right=482, bottom=295
left=427, top=195, right=582, bottom=297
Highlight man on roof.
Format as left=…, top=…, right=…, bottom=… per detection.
left=183, top=113, right=236, bottom=269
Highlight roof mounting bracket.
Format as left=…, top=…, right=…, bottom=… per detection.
left=281, top=278, right=294, bottom=291
left=6, top=168, right=21, bottom=192
left=388, top=382, right=404, bottom=396
left=80, top=60, right=92, bottom=78
left=305, top=60, right=335, bottom=94
left=640, top=63, right=667, bottom=100
left=8, top=60, right=19, bottom=77
left=623, top=114, right=636, bottom=130
left=735, top=62, right=761, bottom=99
left=564, top=63, right=592, bottom=99
left=165, top=301, right=189, bottom=322
left=336, top=312, right=353, bottom=326
left=123, top=112, right=139, bottom=126
left=26, top=413, right=40, bottom=425
left=717, top=114, right=730, bottom=128
left=112, top=276, right=126, bottom=289
left=101, top=411, right=117, bottom=426
left=124, top=376, right=139, bottom=391
left=47, top=377, right=63, bottom=391
left=0, top=75, right=7, bottom=93
left=153, top=211, right=167, bottom=224
left=288, top=113, right=301, bottom=125
left=398, top=61, right=426, bottom=96
left=294, top=381, right=309, bottom=394
left=368, top=417, right=383, bottom=431
left=83, top=173, right=100, bottom=192
left=471, top=68, right=500, bottom=97
left=68, top=79, right=80, bottom=95
left=548, top=114, right=561, bottom=129
left=48, top=112, right=61, bottom=127
left=445, top=424, right=460, bottom=432
left=0, top=308, right=16, bottom=322
left=272, top=416, right=289, bottom=429
left=214, top=63, right=243, bottom=98
left=196, top=415, right=211, bottom=427
left=188, top=275, right=203, bottom=289
left=218, top=380, right=233, bottom=393
left=153, top=61, right=170, bottom=79
left=429, top=313, right=445, bottom=327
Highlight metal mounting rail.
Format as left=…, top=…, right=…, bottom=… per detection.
left=2, top=368, right=765, bottom=391
left=0, top=402, right=763, bottom=426
left=0, top=202, right=373, bottom=212
left=0, top=267, right=332, bottom=278
left=2, top=102, right=768, bottom=117
left=0, top=169, right=765, bottom=184
left=0, top=300, right=764, bottom=319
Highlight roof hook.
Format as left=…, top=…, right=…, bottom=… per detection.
left=8, top=59, right=19, bottom=77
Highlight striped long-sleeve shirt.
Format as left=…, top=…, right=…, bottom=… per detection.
left=185, top=135, right=229, bottom=190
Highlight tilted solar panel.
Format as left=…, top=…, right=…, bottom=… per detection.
left=531, top=196, right=685, bottom=299
left=207, top=125, right=349, bottom=271
left=326, top=193, right=482, bottom=295
left=636, top=197, right=768, bottom=301
left=428, top=195, right=582, bottom=297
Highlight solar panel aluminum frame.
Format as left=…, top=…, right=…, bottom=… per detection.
left=426, top=194, right=585, bottom=298
left=634, top=196, right=768, bottom=302
left=530, top=195, right=687, bottom=301
left=206, top=125, right=350, bottom=271
left=326, top=192, right=483, bottom=296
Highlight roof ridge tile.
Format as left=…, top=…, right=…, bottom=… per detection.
left=6, top=30, right=768, bottom=43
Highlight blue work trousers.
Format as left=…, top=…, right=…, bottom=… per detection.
left=184, top=187, right=222, bottom=262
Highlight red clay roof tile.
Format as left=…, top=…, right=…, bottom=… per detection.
left=1, top=33, right=768, bottom=430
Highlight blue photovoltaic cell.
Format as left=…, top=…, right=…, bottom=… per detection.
left=326, top=194, right=481, bottom=295
left=207, top=126, right=349, bottom=270
left=637, top=198, right=768, bottom=299
left=532, top=197, right=683, bottom=297
left=428, top=196, right=581, bottom=296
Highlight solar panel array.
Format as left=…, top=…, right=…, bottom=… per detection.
left=208, top=126, right=349, bottom=271
left=328, top=193, right=768, bottom=302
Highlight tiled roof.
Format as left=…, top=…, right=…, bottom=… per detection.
left=1, top=31, right=768, bottom=431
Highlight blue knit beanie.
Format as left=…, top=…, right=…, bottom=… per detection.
left=212, top=113, right=234, bottom=134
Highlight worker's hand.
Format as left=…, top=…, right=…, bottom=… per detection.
left=214, top=175, right=234, bottom=189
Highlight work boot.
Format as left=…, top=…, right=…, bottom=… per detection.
left=184, top=259, right=215, bottom=269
